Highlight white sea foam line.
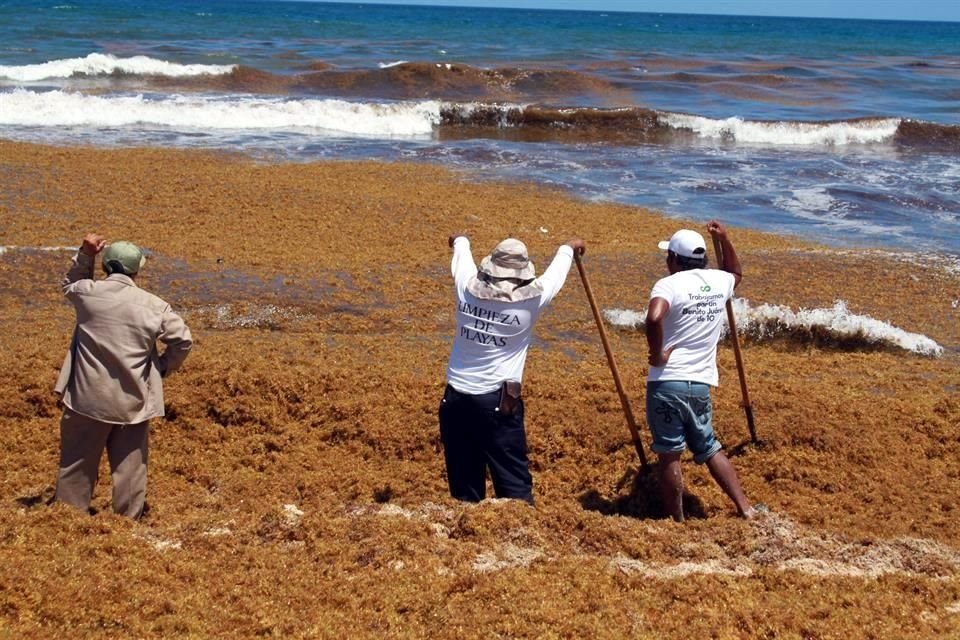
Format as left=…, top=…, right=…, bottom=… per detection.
left=378, top=60, right=409, bottom=68
left=134, top=531, right=183, bottom=552
left=772, top=187, right=913, bottom=237
left=187, top=304, right=313, bottom=329
left=473, top=543, right=544, bottom=573
left=0, top=53, right=235, bottom=82
left=356, top=500, right=960, bottom=580
left=662, top=112, right=900, bottom=146
left=611, top=554, right=752, bottom=578
left=589, top=539, right=956, bottom=580
left=0, top=89, right=441, bottom=136
left=603, top=298, right=943, bottom=357
left=0, top=245, right=75, bottom=255
left=348, top=501, right=456, bottom=522
left=282, top=504, right=305, bottom=527
left=752, top=513, right=960, bottom=579
left=777, top=186, right=840, bottom=214
left=201, top=526, right=233, bottom=537
left=762, top=247, right=960, bottom=278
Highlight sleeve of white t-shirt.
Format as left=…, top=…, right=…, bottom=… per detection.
left=650, top=276, right=677, bottom=305
left=451, top=236, right=477, bottom=297
left=536, top=245, right=575, bottom=308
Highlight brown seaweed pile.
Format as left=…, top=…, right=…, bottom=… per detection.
left=1, top=142, right=959, bottom=638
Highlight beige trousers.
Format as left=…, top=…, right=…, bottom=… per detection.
left=55, top=407, right=149, bottom=519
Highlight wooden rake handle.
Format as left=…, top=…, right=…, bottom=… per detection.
left=711, top=235, right=758, bottom=444
left=575, top=253, right=649, bottom=470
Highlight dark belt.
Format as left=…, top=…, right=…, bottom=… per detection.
left=444, top=384, right=499, bottom=400
left=444, top=382, right=521, bottom=416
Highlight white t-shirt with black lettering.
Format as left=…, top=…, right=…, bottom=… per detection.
left=446, top=237, right=573, bottom=395
left=647, top=268, right=736, bottom=387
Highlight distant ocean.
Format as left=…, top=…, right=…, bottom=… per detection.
left=2, top=0, right=959, bottom=254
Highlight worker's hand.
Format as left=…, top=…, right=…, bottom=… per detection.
left=80, top=233, right=106, bottom=256
left=706, top=220, right=728, bottom=240
left=648, top=346, right=674, bottom=367
left=565, top=238, right=586, bottom=256
left=448, top=233, right=467, bottom=248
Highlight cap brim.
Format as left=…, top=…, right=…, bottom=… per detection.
left=657, top=240, right=670, bottom=251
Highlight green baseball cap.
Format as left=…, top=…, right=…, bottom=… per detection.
left=101, top=241, right=146, bottom=275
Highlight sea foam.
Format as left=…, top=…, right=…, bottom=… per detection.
left=603, top=299, right=943, bottom=357
left=0, top=53, right=235, bottom=82
left=0, top=89, right=441, bottom=136
left=662, top=113, right=901, bottom=146
left=0, top=246, right=75, bottom=255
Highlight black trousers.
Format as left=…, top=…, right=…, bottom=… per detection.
left=438, top=384, right=533, bottom=504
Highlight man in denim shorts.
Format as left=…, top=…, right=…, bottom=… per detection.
left=645, top=221, right=756, bottom=521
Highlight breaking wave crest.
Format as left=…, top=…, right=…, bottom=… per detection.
left=0, top=89, right=440, bottom=136
left=440, top=106, right=960, bottom=150
left=438, top=105, right=960, bottom=150
left=3, top=84, right=959, bottom=150
left=661, top=113, right=901, bottom=145
left=603, top=300, right=944, bottom=357
left=0, top=53, right=235, bottom=82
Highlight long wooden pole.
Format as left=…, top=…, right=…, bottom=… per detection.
left=711, top=235, right=758, bottom=443
left=574, top=254, right=649, bottom=470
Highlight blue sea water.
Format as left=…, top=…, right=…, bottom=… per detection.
left=1, top=0, right=959, bottom=254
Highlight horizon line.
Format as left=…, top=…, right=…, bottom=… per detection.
left=283, top=0, right=960, bottom=24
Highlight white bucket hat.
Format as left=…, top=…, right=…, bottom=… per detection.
left=468, top=238, right=542, bottom=302
left=479, top=238, right=536, bottom=281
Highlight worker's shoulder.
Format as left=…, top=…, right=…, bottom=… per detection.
left=126, top=285, right=175, bottom=313
left=88, top=279, right=174, bottom=313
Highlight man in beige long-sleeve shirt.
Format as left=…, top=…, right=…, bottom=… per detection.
left=54, top=233, right=192, bottom=518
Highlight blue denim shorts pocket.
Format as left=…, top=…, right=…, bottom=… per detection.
left=646, top=380, right=721, bottom=464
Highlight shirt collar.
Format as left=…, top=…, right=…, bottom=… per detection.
left=106, top=273, right=137, bottom=287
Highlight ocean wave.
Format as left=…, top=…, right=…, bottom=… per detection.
left=603, top=299, right=943, bottom=357
left=654, top=71, right=791, bottom=87
left=0, top=89, right=440, bottom=136
left=0, top=53, right=235, bottom=82
left=662, top=113, right=901, bottom=146
left=292, top=62, right=619, bottom=100
left=439, top=104, right=664, bottom=137
left=895, top=119, right=960, bottom=150
left=440, top=104, right=960, bottom=150
left=9, top=60, right=621, bottom=101
left=3, top=87, right=958, bottom=151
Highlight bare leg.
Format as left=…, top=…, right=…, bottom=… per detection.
left=705, top=451, right=752, bottom=517
left=657, top=452, right=684, bottom=522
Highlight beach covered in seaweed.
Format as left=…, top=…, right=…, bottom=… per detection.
left=1, top=140, right=959, bottom=638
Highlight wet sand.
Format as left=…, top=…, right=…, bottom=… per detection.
left=1, top=141, right=959, bottom=638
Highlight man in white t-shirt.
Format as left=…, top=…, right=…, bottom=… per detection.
left=645, top=221, right=756, bottom=521
left=441, top=234, right=585, bottom=504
